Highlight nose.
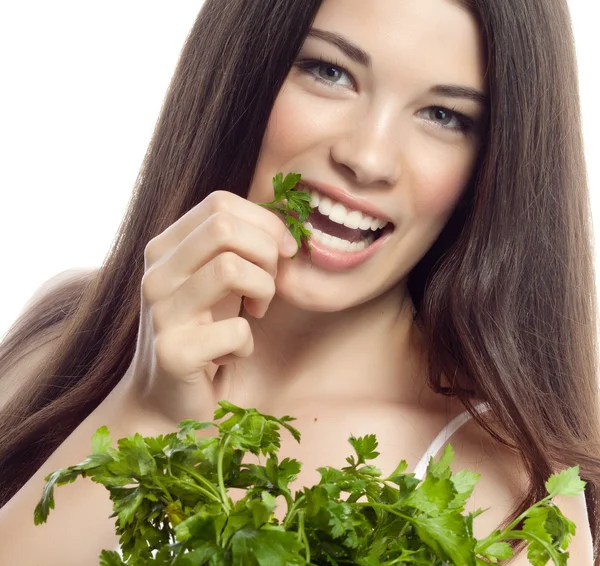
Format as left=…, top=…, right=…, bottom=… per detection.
left=330, top=108, right=402, bottom=186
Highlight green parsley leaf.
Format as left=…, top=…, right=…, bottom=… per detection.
left=482, top=541, right=513, bottom=561
left=545, top=466, right=586, bottom=498
left=258, top=173, right=313, bottom=259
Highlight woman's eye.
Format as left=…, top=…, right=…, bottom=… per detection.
left=420, top=107, right=475, bottom=133
left=296, top=58, right=354, bottom=89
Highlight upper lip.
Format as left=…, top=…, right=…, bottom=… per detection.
left=298, top=179, right=394, bottom=224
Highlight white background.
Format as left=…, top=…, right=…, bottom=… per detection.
left=0, top=2, right=598, bottom=340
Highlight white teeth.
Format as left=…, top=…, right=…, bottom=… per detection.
left=317, top=197, right=333, bottom=216
left=370, top=218, right=382, bottom=231
left=328, top=202, right=347, bottom=224
left=309, top=190, right=320, bottom=208
left=358, top=214, right=375, bottom=230
left=306, top=189, right=389, bottom=232
left=344, top=210, right=363, bottom=230
left=303, top=221, right=374, bottom=252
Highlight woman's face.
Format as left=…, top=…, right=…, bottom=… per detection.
left=247, top=0, right=486, bottom=313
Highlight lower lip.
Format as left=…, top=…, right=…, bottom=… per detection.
left=301, top=228, right=393, bottom=271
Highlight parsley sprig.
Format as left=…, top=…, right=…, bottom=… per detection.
left=34, top=401, right=584, bottom=565
left=258, top=172, right=313, bottom=259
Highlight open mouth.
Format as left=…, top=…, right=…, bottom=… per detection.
left=304, top=209, right=394, bottom=253
left=297, top=186, right=394, bottom=253
left=308, top=208, right=386, bottom=240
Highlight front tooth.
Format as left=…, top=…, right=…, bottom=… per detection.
left=343, top=210, right=362, bottom=230
left=318, top=197, right=333, bottom=216
left=358, top=214, right=374, bottom=230
left=329, top=202, right=348, bottom=225
left=310, top=190, right=320, bottom=208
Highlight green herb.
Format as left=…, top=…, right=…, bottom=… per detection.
left=34, top=402, right=583, bottom=565
left=258, top=172, right=313, bottom=259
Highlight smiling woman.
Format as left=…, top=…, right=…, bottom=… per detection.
left=0, top=0, right=598, bottom=565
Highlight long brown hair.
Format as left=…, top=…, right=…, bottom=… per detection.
left=1, top=0, right=598, bottom=561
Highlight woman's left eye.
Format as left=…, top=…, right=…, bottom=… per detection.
left=295, top=58, right=354, bottom=89
left=419, top=107, right=475, bottom=133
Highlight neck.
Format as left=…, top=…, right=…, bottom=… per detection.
left=213, top=284, right=440, bottom=413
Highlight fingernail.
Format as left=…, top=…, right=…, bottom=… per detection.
left=283, top=233, right=299, bottom=255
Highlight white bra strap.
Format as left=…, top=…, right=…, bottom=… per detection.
left=412, top=401, right=491, bottom=481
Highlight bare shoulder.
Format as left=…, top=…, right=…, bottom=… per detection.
left=450, top=416, right=594, bottom=564
left=0, top=267, right=99, bottom=412
left=21, top=267, right=98, bottom=313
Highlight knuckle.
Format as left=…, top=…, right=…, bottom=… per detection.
left=153, top=333, right=176, bottom=370
left=144, top=237, right=161, bottom=266
left=207, top=212, right=236, bottom=244
left=206, top=190, right=231, bottom=214
left=213, top=252, right=240, bottom=285
left=141, top=269, right=158, bottom=305
left=264, top=275, right=276, bottom=298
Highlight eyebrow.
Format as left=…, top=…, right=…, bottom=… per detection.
left=306, top=28, right=487, bottom=106
left=430, top=84, right=488, bottom=106
left=307, top=28, right=372, bottom=67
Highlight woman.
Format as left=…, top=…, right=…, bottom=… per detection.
left=0, top=0, right=597, bottom=563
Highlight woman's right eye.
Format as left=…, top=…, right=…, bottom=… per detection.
left=295, top=57, right=355, bottom=89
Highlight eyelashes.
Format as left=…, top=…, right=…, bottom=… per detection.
left=295, top=56, right=355, bottom=89
left=293, top=56, right=477, bottom=134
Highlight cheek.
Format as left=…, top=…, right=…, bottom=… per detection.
left=260, top=85, right=341, bottom=164
left=408, top=143, right=476, bottom=220
left=249, top=86, right=335, bottom=202
left=248, top=89, right=310, bottom=203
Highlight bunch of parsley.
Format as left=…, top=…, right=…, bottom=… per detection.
left=35, top=401, right=584, bottom=565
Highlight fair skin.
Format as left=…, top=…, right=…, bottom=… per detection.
left=0, top=0, right=592, bottom=563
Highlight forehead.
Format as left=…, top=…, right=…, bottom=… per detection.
left=312, top=0, right=485, bottom=91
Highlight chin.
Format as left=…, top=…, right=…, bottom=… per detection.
left=272, top=258, right=396, bottom=314
left=274, top=276, right=353, bottom=313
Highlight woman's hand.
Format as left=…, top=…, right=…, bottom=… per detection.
left=124, top=190, right=299, bottom=424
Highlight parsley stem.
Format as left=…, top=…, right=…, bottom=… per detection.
left=281, top=490, right=294, bottom=514
left=217, top=435, right=232, bottom=514
left=475, top=496, right=551, bottom=554
left=354, top=501, right=413, bottom=523
left=283, top=494, right=306, bottom=529
left=297, top=510, right=311, bottom=564
left=489, top=530, right=558, bottom=561
left=257, top=202, right=282, bottom=213
left=169, top=462, right=222, bottom=503
left=151, top=476, right=174, bottom=504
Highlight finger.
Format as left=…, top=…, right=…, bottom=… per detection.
left=147, top=211, right=281, bottom=300
left=145, top=191, right=295, bottom=266
left=154, top=316, right=254, bottom=382
left=154, top=252, right=276, bottom=328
